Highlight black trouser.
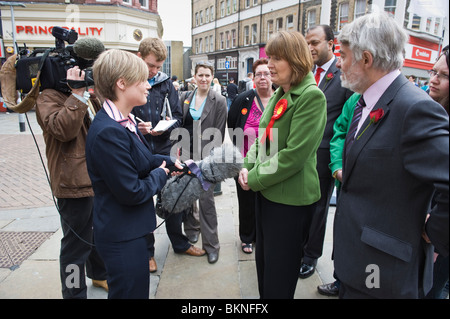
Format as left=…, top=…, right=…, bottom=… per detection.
left=255, top=193, right=315, bottom=299
left=58, top=197, right=107, bottom=299
left=303, top=148, right=335, bottom=266
left=234, top=177, right=256, bottom=244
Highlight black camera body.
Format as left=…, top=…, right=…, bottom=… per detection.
left=16, top=26, right=94, bottom=94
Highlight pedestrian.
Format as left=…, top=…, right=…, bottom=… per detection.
left=132, top=37, right=204, bottom=273
left=226, top=77, right=239, bottom=110
left=425, top=45, right=449, bottom=299
left=35, top=66, right=108, bottom=298
left=86, top=49, right=182, bottom=298
left=212, top=78, right=221, bottom=94
left=177, top=61, right=228, bottom=264
left=238, top=30, right=327, bottom=298
left=299, top=24, right=353, bottom=280
left=227, top=58, right=274, bottom=255
left=333, top=12, right=448, bottom=298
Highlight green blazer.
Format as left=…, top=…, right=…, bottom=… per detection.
left=244, top=72, right=327, bottom=206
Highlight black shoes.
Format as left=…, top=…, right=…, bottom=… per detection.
left=317, top=281, right=339, bottom=296
left=298, top=263, right=315, bottom=279
left=207, top=251, right=219, bottom=264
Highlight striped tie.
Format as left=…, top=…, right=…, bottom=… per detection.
left=344, top=96, right=366, bottom=159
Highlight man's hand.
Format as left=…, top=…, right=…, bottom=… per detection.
left=67, top=66, right=86, bottom=96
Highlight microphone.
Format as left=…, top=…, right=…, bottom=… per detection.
left=73, top=37, right=106, bottom=61
left=157, top=143, right=243, bottom=217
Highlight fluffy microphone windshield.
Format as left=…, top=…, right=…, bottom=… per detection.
left=159, top=143, right=243, bottom=215
left=73, top=37, right=105, bottom=60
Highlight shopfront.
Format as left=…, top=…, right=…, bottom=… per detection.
left=1, top=2, right=162, bottom=57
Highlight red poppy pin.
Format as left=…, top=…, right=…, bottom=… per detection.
left=357, top=108, right=385, bottom=140
left=325, top=73, right=334, bottom=81
left=260, top=99, right=288, bottom=144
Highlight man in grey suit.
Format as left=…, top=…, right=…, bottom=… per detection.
left=334, top=12, right=449, bottom=298
left=299, top=25, right=353, bottom=281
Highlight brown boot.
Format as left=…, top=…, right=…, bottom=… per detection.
left=184, top=245, right=206, bottom=256
left=92, top=279, right=108, bottom=292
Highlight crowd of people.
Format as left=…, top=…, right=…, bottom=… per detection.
left=21, top=11, right=448, bottom=299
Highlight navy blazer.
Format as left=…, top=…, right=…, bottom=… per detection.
left=86, top=108, right=172, bottom=243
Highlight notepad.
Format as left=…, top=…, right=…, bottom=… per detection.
left=153, top=119, right=177, bottom=132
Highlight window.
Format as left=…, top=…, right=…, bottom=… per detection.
left=220, top=1, right=225, bottom=17
left=195, top=13, right=199, bottom=27
left=233, top=0, right=237, bottom=12
left=226, top=31, right=230, bottom=49
left=123, top=0, right=131, bottom=5
left=267, top=20, right=274, bottom=41
left=220, top=32, right=225, bottom=50
left=227, top=0, right=231, bottom=15
left=205, top=37, right=209, bottom=53
left=206, top=8, right=210, bottom=23
left=210, top=35, right=214, bottom=51
left=195, top=39, right=199, bottom=54
left=338, top=2, right=349, bottom=31
left=426, top=18, right=432, bottom=33
left=245, top=0, right=250, bottom=8
left=354, top=0, right=366, bottom=19
left=384, top=0, right=397, bottom=16
left=232, top=29, right=237, bottom=48
left=210, top=6, right=214, bottom=21
left=244, top=26, right=250, bottom=46
left=200, top=10, right=203, bottom=25
left=199, top=38, right=203, bottom=53
left=251, top=24, right=257, bottom=44
left=411, top=14, right=421, bottom=30
left=276, top=18, right=283, bottom=32
left=139, top=0, right=148, bottom=9
left=286, top=15, right=294, bottom=29
left=253, top=0, right=258, bottom=5
left=434, top=18, right=441, bottom=35
left=308, top=10, right=316, bottom=29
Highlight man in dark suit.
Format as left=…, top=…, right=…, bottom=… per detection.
left=334, top=12, right=449, bottom=298
left=299, top=25, right=353, bottom=281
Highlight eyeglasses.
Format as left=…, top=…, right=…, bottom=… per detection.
left=255, top=72, right=271, bottom=79
left=428, top=69, right=449, bottom=81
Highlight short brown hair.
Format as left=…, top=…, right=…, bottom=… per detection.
left=138, top=37, right=167, bottom=61
left=265, top=31, right=313, bottom=86
left=253, top=58, right=269, bottom=74
left=93, top=49, right=148, bottom=101
left=195, top=61, right=214, bottom=75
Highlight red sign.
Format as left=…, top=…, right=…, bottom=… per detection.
left=411, top=46, right=432, bottom=62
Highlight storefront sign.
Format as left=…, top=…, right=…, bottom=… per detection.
left=411, top=46, right=433, bottom=62
left=16, top=25, right=103, bottom=36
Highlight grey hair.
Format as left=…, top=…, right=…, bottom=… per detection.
left=338, top=11, right=408, bottom=72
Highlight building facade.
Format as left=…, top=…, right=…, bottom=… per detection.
left=191, top=0, right=448, bottom=84
left=0, top=0, right=162, bottom=56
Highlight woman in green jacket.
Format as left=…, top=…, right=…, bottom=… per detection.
left=238, top=31, right=327, bottom=299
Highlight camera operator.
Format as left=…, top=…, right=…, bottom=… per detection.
left=35, top=65, right=107, bottom=299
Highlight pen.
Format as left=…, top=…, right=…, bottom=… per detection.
left=135, top=116, right=145, bottom=123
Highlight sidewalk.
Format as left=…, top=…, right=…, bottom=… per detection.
left=0, top=110, right=336, bottom=299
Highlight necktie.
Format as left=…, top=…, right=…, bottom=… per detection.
left=315, top=67, right=324, bottom=85
left=344, top=96, right=366, bottom=159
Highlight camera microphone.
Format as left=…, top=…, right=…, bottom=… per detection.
left=73, top=37, right=106, bottom=61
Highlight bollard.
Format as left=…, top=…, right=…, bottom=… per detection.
left=19, top=113, right=26, bottom=132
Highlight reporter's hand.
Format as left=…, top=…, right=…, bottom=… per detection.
left=67, top=66, right=86, bottom=96
left=137, top=121, right=153, bottom=135
left=170, top=159, right=184, bottom=177
left=159, top=161, right=170, bottom=175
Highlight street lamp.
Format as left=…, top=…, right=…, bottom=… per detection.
left=0, top=1, right=27, bottom=132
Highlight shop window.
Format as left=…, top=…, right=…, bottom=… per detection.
left=338, top=2, right=349, bottom=31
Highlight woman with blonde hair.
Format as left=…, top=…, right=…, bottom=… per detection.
left=86, top=49, right=181, bottom=298
left=238, top=31, right=327, bottom=298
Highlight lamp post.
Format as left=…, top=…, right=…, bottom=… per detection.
left=0, top=1, right=27, bottom=132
